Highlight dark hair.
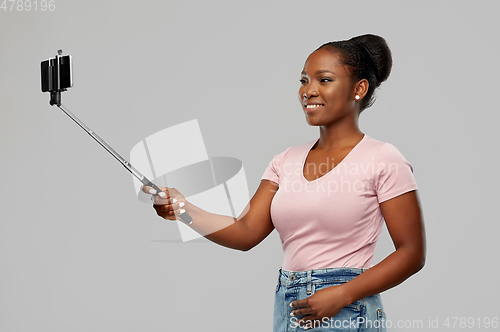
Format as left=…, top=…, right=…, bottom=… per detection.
left=317, top=34, right=392, bottom=111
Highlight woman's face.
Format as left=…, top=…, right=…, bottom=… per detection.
left=298, top=48, right=357, bottom=127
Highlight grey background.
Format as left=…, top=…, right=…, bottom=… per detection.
left=1, top=1, right=498, bottom=331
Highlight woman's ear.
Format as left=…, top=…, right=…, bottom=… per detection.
left=354, top=79, right=369, bottom=100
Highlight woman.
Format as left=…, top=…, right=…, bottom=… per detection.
left=144, top=34, right=425, bottom=331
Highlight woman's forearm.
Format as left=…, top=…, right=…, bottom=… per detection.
left=176, top=180, right=277, bottom=251
left=184, top=201, right=251, bottom=251
left=341, top=246, right=425, bottom=306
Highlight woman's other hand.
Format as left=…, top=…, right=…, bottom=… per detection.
left=290, top=285, right=349, bottom=330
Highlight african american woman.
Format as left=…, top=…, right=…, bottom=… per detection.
left=144, top=34, right=426, bottom=332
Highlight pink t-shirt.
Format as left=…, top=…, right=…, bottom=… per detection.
left=261, top=135, right=418, bottom=271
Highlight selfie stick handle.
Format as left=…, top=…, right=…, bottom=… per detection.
left=55, top=103, right=193, bottom=225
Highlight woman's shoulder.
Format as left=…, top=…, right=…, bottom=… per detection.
left=363, top=135, right=412, bottom=164
left=363, top=135, right=391, bottom=149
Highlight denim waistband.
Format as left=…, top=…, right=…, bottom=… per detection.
left=278, top=267, right=367, bottom=295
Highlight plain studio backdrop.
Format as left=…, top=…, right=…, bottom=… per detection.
left=1, top=1, right=498, bottom=331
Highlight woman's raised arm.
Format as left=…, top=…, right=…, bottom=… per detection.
left=144, top=179, right=279, bottom=251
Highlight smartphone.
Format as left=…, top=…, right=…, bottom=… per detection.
left=41, top=55, right=73, bottom=92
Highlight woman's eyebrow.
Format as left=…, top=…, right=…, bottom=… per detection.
left=301, top=69, right=336, bottom=75
left=314, top=70, right=335, bottom=75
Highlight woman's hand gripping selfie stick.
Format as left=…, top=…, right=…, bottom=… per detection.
left=40, top=50, right=193, bottom=225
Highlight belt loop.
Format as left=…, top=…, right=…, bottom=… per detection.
left=306, top=270, right=312, bottom=295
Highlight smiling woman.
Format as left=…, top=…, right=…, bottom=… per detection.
left=299, top=35, right=392, bottom=131
left=143, top=34, right=425, bottom=332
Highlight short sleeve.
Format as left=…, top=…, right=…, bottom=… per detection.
left=374, top=143, right=418, bottom=203
left=261, top=147, right=292, bottom=185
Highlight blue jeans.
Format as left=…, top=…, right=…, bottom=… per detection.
left=274, top=268, right=386, bottom=332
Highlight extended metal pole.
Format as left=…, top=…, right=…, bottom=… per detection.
left=56, top=103, right=193, bottom=225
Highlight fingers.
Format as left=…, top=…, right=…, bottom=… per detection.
left=290, top=300, right=317, bottom=330
left=290, top=307, right=312, bottom=319
left=290, top=299, right=309, bottom=315
left=141, top=185, right=168, bottom=197
left=154, top=198, right=184, bottom=210
left=142, top=186, right=186, bottom=221
left=151, top=192, right=174, bottom=205
left=151, top=189, right=186, bottom=221
left=153, top=200, right=186, bottom=221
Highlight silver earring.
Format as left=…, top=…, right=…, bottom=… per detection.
left=355, top=95, right=360, bottom=101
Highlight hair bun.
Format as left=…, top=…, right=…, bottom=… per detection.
left=350, top=34, right=392, bottom=86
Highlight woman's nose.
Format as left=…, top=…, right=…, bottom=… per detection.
left=302, top=84, right=318, bottom=99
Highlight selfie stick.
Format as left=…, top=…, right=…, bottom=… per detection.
left=41, top=50, right=193, bottom=225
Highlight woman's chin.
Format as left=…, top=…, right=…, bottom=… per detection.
left=305, top=116, right=322, bottom=127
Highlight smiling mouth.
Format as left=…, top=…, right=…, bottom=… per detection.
left=305, top=104, right=324, bottom=110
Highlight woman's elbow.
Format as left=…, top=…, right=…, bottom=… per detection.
left=398, top=245, right=426, bottom=275
left=417, top=251, right=426, bottom=271
left=239, top=245, right=254, bottom=252
left=412, top=248, right=426, bottom=274
left=238, top=239, right=260, bottom=252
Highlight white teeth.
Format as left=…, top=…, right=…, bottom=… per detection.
left=306, top=105, right=322, bottom=109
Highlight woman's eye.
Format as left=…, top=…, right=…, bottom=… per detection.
left=320, top=78, right=333, bottom=83
left=299, top=79, right=307, bottom=84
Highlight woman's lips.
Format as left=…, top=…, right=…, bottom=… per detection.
left=304, top=104, right=324, bottom=113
